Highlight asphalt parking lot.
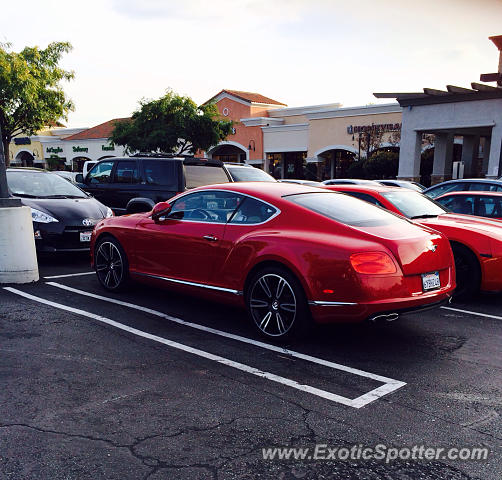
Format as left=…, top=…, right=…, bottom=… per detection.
left=1, top=255, right=502, bottom=479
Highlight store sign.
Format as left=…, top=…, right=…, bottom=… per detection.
left=102, top=144, right=115, bottom=151
left=347, top=123, right=401, bottom=135
left=46, top=146, right=63, bottom=154
left=14, top=137, right=31, bottom=145
left=73, top=146, right=89, bottom=153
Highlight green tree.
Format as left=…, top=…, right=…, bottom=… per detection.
left=364, top=151, right=399, bottom=179
left=110, top=90, right=233, bottom=155
left=0, top=42, right=74, bottom=165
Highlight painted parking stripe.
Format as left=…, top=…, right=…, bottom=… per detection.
left=44, top=272, right=95, bottom=280
left=441, top=306, right=502, bottom=321
left=45, top=281, right=406, bottom=408
left=5, top=286, right=390, bottom=408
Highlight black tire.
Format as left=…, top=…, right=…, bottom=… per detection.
left=94, top=236, right=130, bottom=292
left=245, top=266, right=311, bottom=341
left=451, top=243, right=480, bottom=299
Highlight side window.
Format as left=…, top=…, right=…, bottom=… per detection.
left=88, top=161, right=114, bottom=184
left=114, top=161, right=141, bottom=184
left=143, top=160, right=177, bottom=188
left=229, top=197, right=277, bottom=224
left=342, top=191, right=384, bottom=207
left=478, top=196, right=502, bottom=217
left=440, top=195, right=475, bottom=215
left=168, top=191, right=243, bottom=223
left=468, top=182, right=497, bottom=192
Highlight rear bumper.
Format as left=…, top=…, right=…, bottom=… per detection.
left=309, top=289, right=453, bottom=324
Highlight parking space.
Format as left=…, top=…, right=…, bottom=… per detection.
left=1, top=258, right=501, bottom=479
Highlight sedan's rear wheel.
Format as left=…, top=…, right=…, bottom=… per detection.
left=451, top=243, right=480, bottom=299
left=246, top=267, right=310, bottom=340
left=95, top=237, right=129, bottom=291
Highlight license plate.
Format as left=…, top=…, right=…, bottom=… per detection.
left=422, top=271, right=440, bottom=291
left=80, top=231, right=92, bottom=242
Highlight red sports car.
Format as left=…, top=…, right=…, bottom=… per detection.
left=324, top=184, right=502, bottom=297
left=91, top=183, right=455, bottom=339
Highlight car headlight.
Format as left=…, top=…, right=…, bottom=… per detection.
left=105, top=207, right=114, bottom=218
left=30, top=208, right=59, bottom=223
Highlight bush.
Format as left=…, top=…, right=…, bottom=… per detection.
left=364, top=151, right=399, bottom=179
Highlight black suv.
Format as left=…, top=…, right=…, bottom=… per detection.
left=76, top=156, right=231, bottom=215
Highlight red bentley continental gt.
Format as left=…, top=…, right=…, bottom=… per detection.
left=91, top=183, right=455, bottom=339
left=324, top=184, right=502, bottom=297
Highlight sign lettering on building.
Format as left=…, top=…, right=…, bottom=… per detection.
left=347, top=123, right=401, bottom=135
left=101, top=144, right=115, bottom=151
left=14, top=137, right=31, bottom=145
left=73, top=146, right=89, bottom=153
left=46, top=146, right=63, bottom=154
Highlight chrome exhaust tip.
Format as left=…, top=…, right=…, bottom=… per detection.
left=369, top=312, right=399, bottom=323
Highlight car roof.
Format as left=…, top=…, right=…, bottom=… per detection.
left=437, top=190, right=502, bottom=197
left=186, top=181, right=334, bottom=203
left=323, top=184, right=401, bottom=194
left=425, top=178, right=502, bottom=188
left=7, top=167, right=49, bottom=173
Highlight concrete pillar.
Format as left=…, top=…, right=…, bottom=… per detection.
left=431, top=133, right=454, bottom=185
left=397, top=130, right=422, bottom=181
left=461, top=135, right=480, bottom=178
left=486, top=125, right=502, bottom=179
left=481, top=137, right=491, bottom=176
left=0, top=206, right=39, bottom=284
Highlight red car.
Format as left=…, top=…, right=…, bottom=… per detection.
left=435, top=191, right=502, bottom=220
left=91, top=183, right=455, bottom=339
left=324, top=184, right=502, bottom=297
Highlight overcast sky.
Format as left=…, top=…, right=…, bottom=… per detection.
left=2, top=0, right=502, bottom=128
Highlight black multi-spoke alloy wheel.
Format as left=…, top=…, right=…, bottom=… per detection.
left=94, top=236, right=129, bottom=291
left=451, top=243, right=480, bottom=299
left=246, top=266, right=310, bottom=340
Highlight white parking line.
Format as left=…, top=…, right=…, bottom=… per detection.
left=45, top=281, right=406, bottom=408
left=441, top=306, right=502, bottom=321
left=44, top=272, right=95, bottom=279
left=5, top=286, right=397, bottom=408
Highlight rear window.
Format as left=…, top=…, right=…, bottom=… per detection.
left=143, top=160, right=177, bottom=188
left=184, top=165, right=229, bottom=189
left=287, top=192, right=400, bottom=227
left=227, top=166, right=276, bottom=182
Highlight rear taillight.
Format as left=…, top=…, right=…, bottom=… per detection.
left=350, top=252, right=397, bottom=275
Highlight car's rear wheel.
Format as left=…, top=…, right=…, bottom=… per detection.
left=246, top=266, right=311, bottom=341
left=94, top=237, right=129, bottom=291
left=451, top=243, right=480, bottom=299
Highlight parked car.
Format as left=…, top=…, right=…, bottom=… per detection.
left=76, top=155, right=232, bottom=215
left=91, top=182, right=455, bottom=340
left=324, top=184, right=502, bottom=297
left=54, top=171, right=80, bottom=185
left=423, top=178, right=502, bottom=199
left=322, top=179, right=383, bottom=186
left=436, top=191, right=502, bottom=219
left=223, top=163, right=277, bottom=182
left=377, top=179, right=425, bottom=191
left=278, top=179, right=323, bottom=186
left=6, top=168, right=113, bottom=253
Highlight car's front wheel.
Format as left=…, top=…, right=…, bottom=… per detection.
left=94, top=236, right=129, bottom=291
left=246, top=266, right=311, bottom=341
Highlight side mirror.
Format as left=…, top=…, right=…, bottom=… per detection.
left=75, top=173, right=84, bottom=184
left=152, top=201, right=172, bottom=221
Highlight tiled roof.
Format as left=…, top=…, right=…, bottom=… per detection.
left=63, top=118, right=130, bottom=141
left=205, top=89, right=287, bottom=106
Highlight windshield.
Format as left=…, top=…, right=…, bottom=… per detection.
left=7, top=170, right=88, bottom=198
left=227, top=166, right=276, bottom=182
left=382, top=190, right=447, bottom=218
left=287, top=192, right=402, bottom=227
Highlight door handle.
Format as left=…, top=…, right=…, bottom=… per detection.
left=203, top=235, right=218, bottom=242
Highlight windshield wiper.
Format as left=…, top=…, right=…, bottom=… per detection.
left=12, top=193, right=38, bottom=198
left=410, top=214, right=439, bottom=219
left=41, top=194, right=85, bottom=199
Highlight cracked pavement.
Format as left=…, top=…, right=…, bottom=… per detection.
left=0, top=255, right=501, bottom=479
